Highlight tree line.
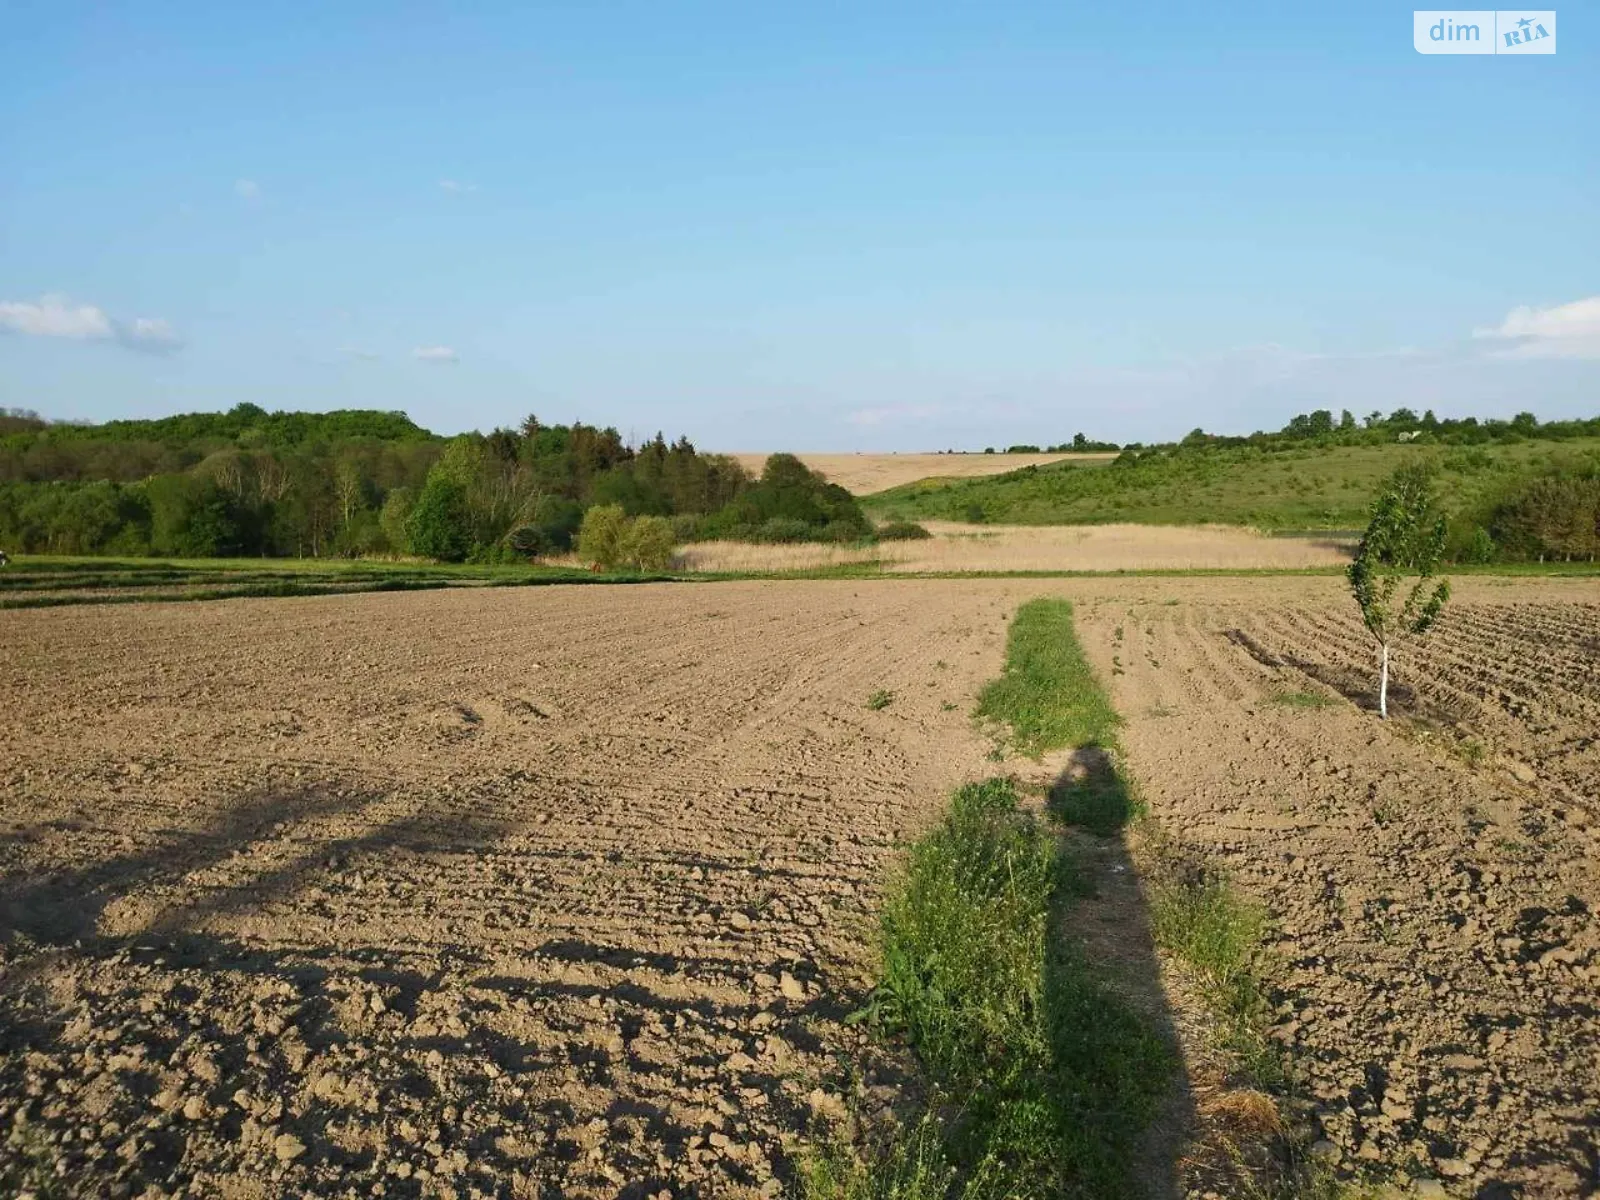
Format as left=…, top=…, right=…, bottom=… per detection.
left=1176, top=407, right=1600, bottom=451
left=0, top=405, right=874, bottom=561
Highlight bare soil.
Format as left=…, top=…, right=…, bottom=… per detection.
left=2, top=575, right=1597, bottom=1199
left=0, top=583, right=1019, bottom=1199
left=1068, top=575, right=1600, bottom=1197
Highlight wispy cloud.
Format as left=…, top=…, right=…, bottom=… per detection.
left=845, top=403, right=947, bottom=427
left=438, top=179, right=477, bottom=193
left=121, top=316, right=181, bottom=351
left=413, top=345, right=459, bottom=364
left=0, top=295, right=181, bottom=353
left=234, top=178, right=261, bottom=201
left=337, top=345, right=380, bottom=361
left=1474, top=296, right=1600, bottom=360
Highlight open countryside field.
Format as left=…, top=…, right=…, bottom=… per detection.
left=728, top=452, right=1111, bottom=495
left=3, top=575, right=1598, bottom=1197
left=1072, top=575, right=1600, bottom=1196
left=863, top=437, right=1600, bottom=529
left=0, top=583, right=1017, bottom=1199
left=674, top=522, right=1355, bottom=574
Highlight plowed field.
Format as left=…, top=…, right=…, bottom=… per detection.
left=1070, top=575, right=1600, bottom=1196
left=0, top=584, right=1018, bottom=1199
left=2, top=575, right=1597, bottom=1198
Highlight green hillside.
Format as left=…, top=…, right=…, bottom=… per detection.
left=862, top=435, right=1600, bottom=561
left=867, top=439, right=1590, bottom=527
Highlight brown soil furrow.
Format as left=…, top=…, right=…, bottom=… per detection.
left=0, top=581, right=1018, bottom=1199
left=1080, top=584, right=1600, bottom=1198
left=3, top=574, right=1596, bottom=1198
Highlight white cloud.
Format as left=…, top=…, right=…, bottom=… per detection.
left=413, top=345, right=459, bottom=363
left=234, top=178, right=261, bottom=201
left=438, top=179, right=477, bottom=193
left=0, top=295, right=114, bottom=339
left=120, top=316, right=180, bottom=350
left=1474, top=296, right=1600, bottom=359
left=0, top=295, right=181, bottom=353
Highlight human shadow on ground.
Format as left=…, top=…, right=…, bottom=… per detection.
left=1046, top=743, right=1298, bottom=1199
left=0, top=780, right=375, bottom=947
left=1039, top=743, right=1198, bottom=1199
left=0, top=773, right=872, bottom=1200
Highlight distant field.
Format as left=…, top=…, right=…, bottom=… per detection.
left=862, top=437, right=1600, bottom=529
left=729, top=451, right=1113, bottom=494
left=675, top=521, right=1355, bottom=573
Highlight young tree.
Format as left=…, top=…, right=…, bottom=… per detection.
left=1347, top=465, right=1451, bottom=718
left=378, top=486, right=414, bottom=554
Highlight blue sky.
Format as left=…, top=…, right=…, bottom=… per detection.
left=2, top=2, right=1595, bottom=449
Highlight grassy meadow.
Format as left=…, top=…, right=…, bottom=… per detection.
left=860, top=437, right=1600, bottom=530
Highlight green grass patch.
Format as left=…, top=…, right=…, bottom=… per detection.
left=2, top=553, right=1588, bottom=610
left=867, top=689, right=896, bottom=711
left=803, top=1116, right=954, bottom=1200
left=1049, top=753, right=1143, bottom=837
left=975, top=599, right=1118, bottom=757
left=817, top=602, right=1173, bottom=1199
left=1266, top=688, right=1335, bottom=710
left=832, top=779, right=1171, bottom=1200
left=1144, top=844, right=1277, bottom=1087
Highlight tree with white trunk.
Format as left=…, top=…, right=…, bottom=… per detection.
left=1347, top=464, right=1451, bottom=719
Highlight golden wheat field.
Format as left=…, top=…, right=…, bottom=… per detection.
left=726, top=452, right=1111, bottom=494
left=672, top=522, right=1354, bottom=573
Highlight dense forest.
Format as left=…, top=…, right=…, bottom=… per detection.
left=0, top=405, right=871, bottom=561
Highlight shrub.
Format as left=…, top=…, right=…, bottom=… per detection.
left=753, top=516, right=814, bottom=544
left=820, top=520, right=865, bottom=544
left=703, top=453, right=874, bottom=543
left=146, top=475, right=245, bottom=558
left=466, top=541, right=521, bottom=565
left=877, top=521, right=932, bottom=541
left=508, top=524, right=550, bottom=557
left=529, top=495, right=584, bottom=552
left=577, top=503, right=629, bottom=569
left=622, top=514, right=675, bottom=571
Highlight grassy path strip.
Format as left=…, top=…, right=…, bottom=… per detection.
left=7, top=556, right=1594, bottom=610
left=807, top=599, right=1170, bottom=1199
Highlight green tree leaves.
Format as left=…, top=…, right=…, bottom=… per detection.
left=576, top=504, right=629, bottom=570
left=577, top=506, right=676, bottom=571
left=1348, top=463, right=1451, bottom=717
left=405, top=477, right=472, bottom=562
